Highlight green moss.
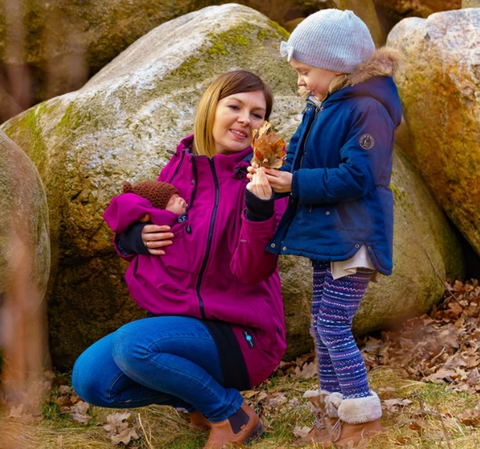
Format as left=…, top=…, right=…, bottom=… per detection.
left=207, top=41, right=229, bottom=56
left=3, top=103, right=49, bottom=173
left=57, top=103, right=84, bottom=133
left=236, top=34, right=249, bottom=46
left=267, top=19, right=290, bottom=40
left=390, top=183, right=407, bottom=205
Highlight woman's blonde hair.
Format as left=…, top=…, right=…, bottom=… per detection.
left=193, top=70, right=273, bottom=157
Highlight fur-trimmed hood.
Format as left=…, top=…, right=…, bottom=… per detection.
left=347, top=46, right=401, bottom=87
left=325, top=46, right=403, bottom=128
left=299, top=46, right=401, bottom=98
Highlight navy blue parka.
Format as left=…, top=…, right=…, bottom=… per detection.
left=268, top=50, right=403, bottom=275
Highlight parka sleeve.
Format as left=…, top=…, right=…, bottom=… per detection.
left=230, top=196, right=288, bottom=284
left=292, top=100, right=396, bottom=204
left=104, top=194, right=157, bottom=234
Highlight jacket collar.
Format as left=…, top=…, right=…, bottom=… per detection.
left=177, top=135, right=252, bottom=178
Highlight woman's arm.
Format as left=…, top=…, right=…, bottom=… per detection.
left=230, top=169, right=287, bottom=284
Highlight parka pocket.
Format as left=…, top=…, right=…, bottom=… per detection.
left=336, top=201, right=366, bottom=232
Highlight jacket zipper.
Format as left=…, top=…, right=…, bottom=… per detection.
left=302, top=103, right=321, bottom=214
left=167, top=150, right=186, bottom=183
left=196, top=158, right=219, bottom=320
left=299, top=101, right=321, bottom=170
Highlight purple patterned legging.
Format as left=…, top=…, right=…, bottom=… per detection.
left=311, top=261, right=373, bottom=399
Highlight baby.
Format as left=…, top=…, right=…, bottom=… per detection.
left=122, top=181, right=187, bottom=217
left=104, top=180, right=187, bottom=235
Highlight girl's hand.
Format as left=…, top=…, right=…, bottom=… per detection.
left=141, top=224, right=174, bottom=255
left=246, top=167, right=272, bottom=200
left=246, top=162, right=259, bottom=181
left=264, top=168, right=293, bottom=193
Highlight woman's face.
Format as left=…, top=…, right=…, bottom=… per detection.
left=212, top=90, right=267, bottom=155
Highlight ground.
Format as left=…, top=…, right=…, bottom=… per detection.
left=1, top=279, right=480, bottom=448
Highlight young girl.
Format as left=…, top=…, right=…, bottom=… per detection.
left=258, top=8, right=403, bottom=448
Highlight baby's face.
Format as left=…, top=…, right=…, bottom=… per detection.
left=165, top=193, right=187, bottom=215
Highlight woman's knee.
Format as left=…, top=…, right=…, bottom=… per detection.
left=71, top=333, right=121, bottom=406
left=71, top=349, right=103, bottom=405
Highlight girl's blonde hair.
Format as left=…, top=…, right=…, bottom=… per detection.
left=193, top=70, right=273, bottom=157
left=298, top=73, right=350, bottom=101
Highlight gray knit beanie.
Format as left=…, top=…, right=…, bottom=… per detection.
left=280, top=9, right=375, bottom=73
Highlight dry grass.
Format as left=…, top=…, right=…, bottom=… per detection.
left=2, top=366, right=480, bottom=449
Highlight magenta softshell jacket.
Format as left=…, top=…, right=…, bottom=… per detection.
left=104, top=136, right=288, bottom=387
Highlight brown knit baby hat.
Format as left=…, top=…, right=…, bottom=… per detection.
left=122, top=181, right=179, bottom=210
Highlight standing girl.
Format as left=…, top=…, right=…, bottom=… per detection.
left=257, top=8, right=403, bottom=448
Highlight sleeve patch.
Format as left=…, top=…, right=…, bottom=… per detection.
left=359, top=134, right=375, bottom=150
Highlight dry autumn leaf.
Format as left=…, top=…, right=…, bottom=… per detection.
left=251, top=121, right=286, bottom=169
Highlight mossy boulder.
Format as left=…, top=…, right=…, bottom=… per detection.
left=0, top=130, right=50, bottom=302
left=0, top=130, right=50, bottom=369
left=387, top=9, right=480, bottom=258
left=0, top=4, right=464, bottom=368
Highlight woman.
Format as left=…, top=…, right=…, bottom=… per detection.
left=72, top=70, right=287, bottom=449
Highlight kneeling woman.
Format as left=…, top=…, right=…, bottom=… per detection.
left=72, top=70, right=287, bottom=449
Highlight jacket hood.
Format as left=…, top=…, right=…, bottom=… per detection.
left=347, top=46, right=401, bottom=87
left=304, top=47, right=403, bottom=128
left=336, top=47, right=403, bottom=127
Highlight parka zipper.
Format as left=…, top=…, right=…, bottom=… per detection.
left=196, top=158, right=219, bottom=320
left=167, top=150, right=186, bottom=183
left=298, top=100, right=321, bottom=170
left=281, top=100, right=321, bottom=248
left=302, top=102, right=321, bottom=214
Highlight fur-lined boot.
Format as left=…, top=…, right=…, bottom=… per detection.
left=297, top=390, right=342, bottom=446
left=328, top=391, right=383, bottom=447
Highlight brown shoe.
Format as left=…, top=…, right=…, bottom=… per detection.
left=297, top=414, right=338, bottom=447
left=203, top=401, right=263, bottom=449
left=331, top=419, right=383, bottom=447
left=190, top=410, right=211, bottom=432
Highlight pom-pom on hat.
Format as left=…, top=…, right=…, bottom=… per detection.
left=280, top=9, right=375, bottom=73
left=122, top=181, right=178, bottom=210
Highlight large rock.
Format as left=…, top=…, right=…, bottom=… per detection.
left=1, top=4, right=464, bottom=367
left=0, top=130, right=50, bottom=393
left=373, top=0, right=460, bottom=33
left=387, top=9, right=480, bottom=258
left=0, top=130, right=50, bottom=317
left=354, top=148, right=464, bottom=334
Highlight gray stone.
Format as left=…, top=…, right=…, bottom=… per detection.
left=0, top=130, right=50, bottom=379
left=387, top=9, right=480, bottom=258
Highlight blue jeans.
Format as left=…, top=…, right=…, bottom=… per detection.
left=72, top=316, right=244, bottom=422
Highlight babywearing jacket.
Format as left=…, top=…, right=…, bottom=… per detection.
left=110, top=135, right=288, bottom=389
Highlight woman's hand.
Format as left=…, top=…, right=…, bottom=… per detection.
left=264, top=168, right=293, bottom=193
left=141, top=224, right=174, bottom=255
left=246, top=167, right=272, bottom=200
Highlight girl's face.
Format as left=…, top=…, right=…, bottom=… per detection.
left=290, top=59, right=340, bottom=101
left=212, top=90, right=267, bottom=155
